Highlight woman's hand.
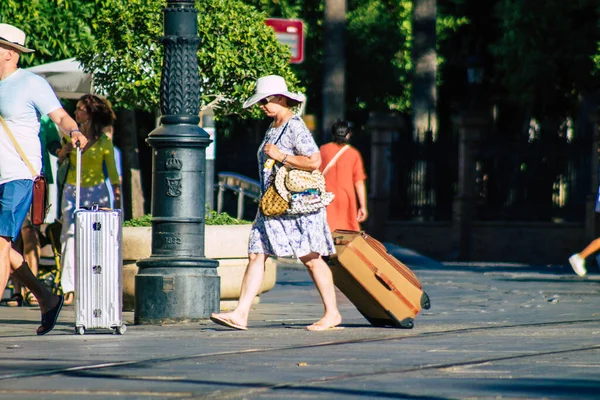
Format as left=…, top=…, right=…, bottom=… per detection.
left=357, top=206, right=368, bottom=223
left=264, top=144, right=284, bottom=162
left=113, top=184, right=122, bottom=209
left=57, top=143, right=73, bottom=163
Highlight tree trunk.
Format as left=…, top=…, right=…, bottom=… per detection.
left=412, top=0, right=437, bottom=142
left=322, top=0, right=346, bottom=142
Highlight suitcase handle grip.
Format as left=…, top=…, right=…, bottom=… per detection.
left=373, top=268, right=396, bottom=291
left=334, top=238, right=350, bottom=246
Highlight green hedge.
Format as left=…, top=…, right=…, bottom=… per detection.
left=123, top=209, right=250, bottom=227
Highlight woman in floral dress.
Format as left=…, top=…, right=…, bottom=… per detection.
left=210, top=75, right=341, bottom=331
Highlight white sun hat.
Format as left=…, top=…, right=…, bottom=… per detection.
left=0, top=24, right=34, bottom=53
left=243, top=75, right=305, bottom=109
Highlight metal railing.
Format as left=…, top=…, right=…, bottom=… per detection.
left=216, top=172, right=260, bottom=220
left=389, top=137, right=458, bottom=221
left=389, top=133, right=592, bottom=222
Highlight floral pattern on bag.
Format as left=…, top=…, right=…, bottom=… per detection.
left=274, top=167, right=334, bottom=215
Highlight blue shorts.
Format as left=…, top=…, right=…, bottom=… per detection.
left=0, top=180, right=34, bottom=241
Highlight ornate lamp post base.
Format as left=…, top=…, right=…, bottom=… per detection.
left=134, top=0, right=219, bottom=324
left=135, top=261, right=219, bottom=324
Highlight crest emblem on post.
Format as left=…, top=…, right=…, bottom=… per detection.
left=166, top=178, right=182, bottom=197
left=166, top=152, right=183, bottom=171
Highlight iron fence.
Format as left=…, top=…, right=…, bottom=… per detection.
left=475, top=137, right=591, bottom=222
left=389, top=135, right=458, bottom=221
left=389, top=134, right=592, bottom=222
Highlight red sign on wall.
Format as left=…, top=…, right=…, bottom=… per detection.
left=265, top=18, right=304, bottom=64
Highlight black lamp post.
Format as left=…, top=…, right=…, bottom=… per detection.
left=135, top=0, right=220, bottom=324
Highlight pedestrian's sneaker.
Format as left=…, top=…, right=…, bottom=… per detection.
left=568, top=254, right=587, bottom=277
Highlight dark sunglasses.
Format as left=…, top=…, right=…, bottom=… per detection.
left=259, top=96, right=274, bottom=106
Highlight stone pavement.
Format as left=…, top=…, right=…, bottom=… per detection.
left=0, top=251, right=599, bottom=399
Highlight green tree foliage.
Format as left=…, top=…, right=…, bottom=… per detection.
left=246, top=0, right=466, bottom=116
left=0, top=0, right=95, bottom=67
left=241, top=0, right=323, bottom=111
left=347, top=0, right=412, bottom=112
left=77, top=0, right=299, bottom=116
left=492, top=0, right=600, bottom=118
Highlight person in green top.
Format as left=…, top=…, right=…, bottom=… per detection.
left=39, top=114, right=62, bottom=182
left=57, top=94, right=120, bottom=305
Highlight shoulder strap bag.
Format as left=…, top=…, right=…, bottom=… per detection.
left=0, top=115, right=49, bottom=225
left=260, top=122, right=291, bottom=217
left=263, top=121, right=290, bottom=171
left=322, top=144, right=350, bottom=176
left=282, top=144, right=350, bottom=194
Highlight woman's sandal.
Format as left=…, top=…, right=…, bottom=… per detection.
left=6, top=293, right=24, bottom=307
left=25, top=292, right=39, bottom=307
left=63, top=292, right=74, bottom=306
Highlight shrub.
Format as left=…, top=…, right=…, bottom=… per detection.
left=123, top=209, right=250, bottom=227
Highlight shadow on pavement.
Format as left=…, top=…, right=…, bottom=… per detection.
left=465, top=378, right=600, bottom=400
left=61, top=369, right=454, bottom=400
left=383, top=242, right=599, bottom=277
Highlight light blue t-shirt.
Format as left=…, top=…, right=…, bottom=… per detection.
left=0, top=69, right=62, bottom=184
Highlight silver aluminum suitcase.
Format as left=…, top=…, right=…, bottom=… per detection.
left=73, top=146, right=126, bottom=335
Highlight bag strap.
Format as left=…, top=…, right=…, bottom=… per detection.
left=262, top=120, right=291, bottom=189
left=322, top=145, right=350, bottom=176
left=0, top=115, right=37, bottom=178
left=271, top=119, right=290, bottom=145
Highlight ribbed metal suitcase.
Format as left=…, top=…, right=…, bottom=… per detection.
left=73, top=146, right=126, bottom=335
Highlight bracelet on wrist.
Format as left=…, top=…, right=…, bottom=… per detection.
left=281, top=154, right=289, bottom=165
left=69, top=129, right=81, bottom=138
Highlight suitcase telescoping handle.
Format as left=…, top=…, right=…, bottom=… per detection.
left=75, top=141, right=82, bottom=211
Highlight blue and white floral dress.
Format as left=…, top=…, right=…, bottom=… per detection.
left=248, top=116, right=336, bottom=258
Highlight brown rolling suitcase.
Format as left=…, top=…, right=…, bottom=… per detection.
left=329, top=230, right=430, bottom=328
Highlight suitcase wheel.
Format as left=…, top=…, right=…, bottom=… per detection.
left=114, top=325, right=127, bottom=335
left=398, top=318, right=414, bottom=329
left=384, top=310, right=414, bottom=329
left=75, top=326, right=85, bottom=335
left=421, top=292, right=431, bottom=310
left=365, top=316, right=414, bottom=329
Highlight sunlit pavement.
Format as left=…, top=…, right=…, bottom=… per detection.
left=0, top=254, right=599, bottom=399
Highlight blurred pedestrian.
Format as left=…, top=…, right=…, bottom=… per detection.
left=568, top=242, right=597, bottom=277
left=568, top=165, right=600, bottom=277
left=210, top=75, right=341, bottom=331
left=6, top=115, right=61, bottom=307
left=319, top=119, right=368, bottom=232
left=58, top=94, right=120, bottom=305
left=102, top=125, right=122, bottom=209
left=0, top=23, right=87, bottom=335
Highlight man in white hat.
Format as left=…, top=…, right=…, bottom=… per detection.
left=0, top=23, right=88, bottom=335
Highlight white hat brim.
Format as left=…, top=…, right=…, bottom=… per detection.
left=0, top=40, right=34, bottom=53
left=243, top=91, right=305, bottom=109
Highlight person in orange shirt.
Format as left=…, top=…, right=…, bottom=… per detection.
left=320, top=120, right=368, bottom=232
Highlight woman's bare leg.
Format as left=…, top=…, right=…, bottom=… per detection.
left=301, top=252, right=342, bottom=331
left=211, top=253, right=268, bottom=328
left=0, top=237, right=11, bottom=297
